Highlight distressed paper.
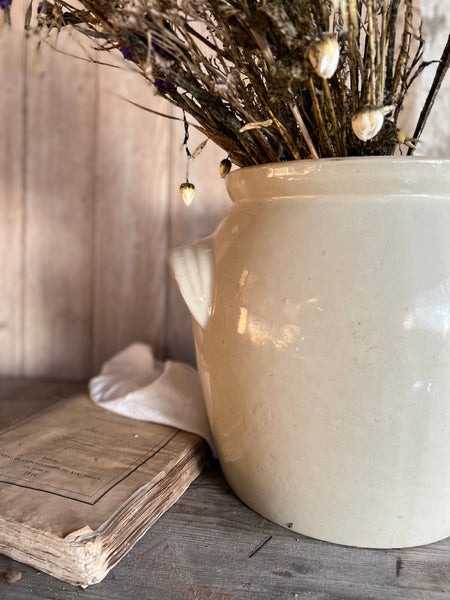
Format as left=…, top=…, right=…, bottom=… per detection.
left=0, top=394, right=206, bottom=586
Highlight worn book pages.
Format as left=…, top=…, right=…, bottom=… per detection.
left=0, top=394, right=206, bottom=587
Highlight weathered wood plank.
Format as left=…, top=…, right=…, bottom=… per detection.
left=23, top=32, right=96, bottom=380
left=0, top=4, right=25, bottom=376
left=2, top=467, right=450, bottom=599
left=0, top=0, right=449, bottom=380
left=0, top=378, right=86, bottom=428
left=2, top=379, right=450, bottom=599
left=92, top=61, right=171, bottom=372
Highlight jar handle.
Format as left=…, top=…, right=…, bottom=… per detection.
left=169, top=236, right=215, bottom=330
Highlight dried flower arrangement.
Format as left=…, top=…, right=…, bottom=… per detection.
left=2, top=0, right=450, bottom=176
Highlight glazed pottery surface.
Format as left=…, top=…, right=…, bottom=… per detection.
left=170, top=157, right=450, bottom=548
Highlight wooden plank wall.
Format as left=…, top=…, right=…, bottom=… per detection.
left=0, top=1, right=448, bottom=381
left=0, top=2, right=229, bottom=380
left=0, top=2, right=24, bottom=377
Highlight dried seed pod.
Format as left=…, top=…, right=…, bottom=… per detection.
left=308, top=34, right=340, bottom=79
left=219, top=158, right=232, bottom=178
left=397, top=130, right=419, bottom=149
left=180, top=182, right=195, bottom=206
left=352, top=106, right=384, bottom=141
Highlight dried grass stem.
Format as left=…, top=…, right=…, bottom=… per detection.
left=23, top=0, right=448, bottom=165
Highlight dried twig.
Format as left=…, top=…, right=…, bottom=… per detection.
left=408, top=34, right=450, bottom=155
left=5, top=0, right=445, bottom=165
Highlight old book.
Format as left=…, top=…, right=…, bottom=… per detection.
left=0, top=393, right=206, bottom=587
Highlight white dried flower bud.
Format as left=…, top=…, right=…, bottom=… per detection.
left=351, top=106, right=385, bottom=141
left=180, top=182, right=195, bottom=206
left=308, top=35, right=340, bottom=79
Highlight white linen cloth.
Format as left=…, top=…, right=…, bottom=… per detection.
left=89, top=343, right=215, bottom=454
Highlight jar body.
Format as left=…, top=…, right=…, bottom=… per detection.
left=189, top=158, right=450, bottom=548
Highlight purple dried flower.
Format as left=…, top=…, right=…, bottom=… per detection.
left=120, top=42, right=173, bottom=91
left=151, top=37, right=175, bottom=92
left=151, top=40, right=165, bottom=56
left=154, top=78, right=175, bottom=92
left=119, top=46, right=139, bottom=62
left=37, top=1, right=44, bottom=13
left=0, top=0, right=12, bottom=9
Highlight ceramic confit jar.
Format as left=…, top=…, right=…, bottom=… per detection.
left=170, top=157, right=450, bottom=549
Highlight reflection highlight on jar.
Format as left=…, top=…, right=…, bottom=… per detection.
left=306, top=297, right=324, bottom=312
left=237, top=307, right=248, bottom=335
left=403, top=278, right=450, bottom=335
left=237, top=307, right=300, bottom=349
left=239, top=268, right=249, bottom=287
left=413, top=380, right=433, bottom=393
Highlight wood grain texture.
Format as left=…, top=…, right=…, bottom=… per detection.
left=92, top=60, right=171, bottom=371
left=0, top=378, right=86, bottom=428
left=0, top=1, right=449, bottom=379
left=1, top=377, right=450, bottom=600
left=23, top=32, right=96, bottom=379
left=0, top=4, right=25, bottom=376
left=3, top=471, right=450, bottom=600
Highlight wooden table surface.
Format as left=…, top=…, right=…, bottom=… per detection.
left=1, top=379, right=450, bottom=600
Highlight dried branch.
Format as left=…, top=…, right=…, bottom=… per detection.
left=408, top=34, right=450, bottom=155
left=4, top=0, right=445, bottom=165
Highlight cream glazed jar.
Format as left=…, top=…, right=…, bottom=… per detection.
left=171, top=157, right=450, bottom=548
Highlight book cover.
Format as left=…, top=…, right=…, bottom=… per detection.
left=0, top=394, right=206, bottom=586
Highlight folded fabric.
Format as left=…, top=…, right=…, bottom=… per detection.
left=89, top=343, right=216, bottom=454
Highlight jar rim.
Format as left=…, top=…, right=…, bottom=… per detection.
left=225, top=157, right=450, bottom=203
